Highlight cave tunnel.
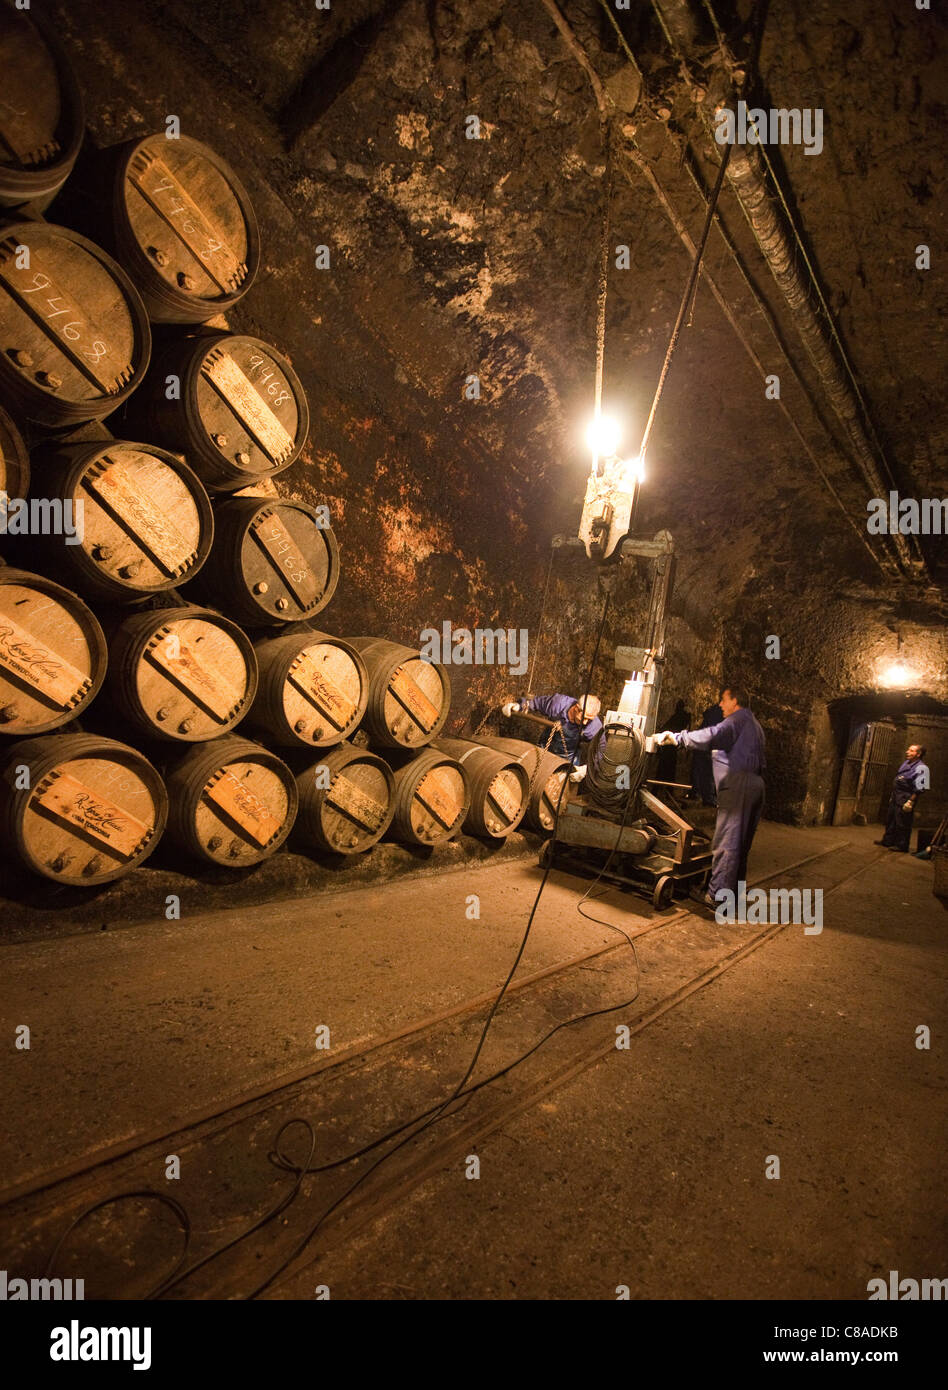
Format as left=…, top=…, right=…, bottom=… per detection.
left=0, top=0, right=945, bottom=1339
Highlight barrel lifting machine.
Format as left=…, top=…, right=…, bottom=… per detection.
left=539, top=449, right=712, bottom=909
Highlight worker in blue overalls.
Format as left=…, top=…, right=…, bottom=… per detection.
left=654, top=685, right=766, bottom=910
left=501, top=692, right=603, bottom=778
left=876, top=744, right=929, bottom=852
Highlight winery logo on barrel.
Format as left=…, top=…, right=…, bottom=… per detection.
left=70, top=792, right=132, bottom=839
left=0, top=624, right=66, bottom=685
left=35, top=771, right=148, bottom=859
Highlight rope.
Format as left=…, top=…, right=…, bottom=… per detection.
left=591, top=125, right=614, bottom=475
left=637, top=137, right=733, bottom=467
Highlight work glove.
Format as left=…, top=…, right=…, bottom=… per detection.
left=570, top=764, right=587, bottom=782
left=652, top=730, right=678, bottom=747
left=501, top=701, right=521, bottom=718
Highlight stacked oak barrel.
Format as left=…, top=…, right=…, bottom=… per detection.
left=0, top=3, right=541, bottom=893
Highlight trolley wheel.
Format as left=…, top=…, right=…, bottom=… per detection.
left=539, top=839, right=554, bottom=870
left=652, top=874, right=675, bottom=910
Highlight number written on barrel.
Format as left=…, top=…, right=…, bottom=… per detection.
left=247, top=353, right=291, bottom=409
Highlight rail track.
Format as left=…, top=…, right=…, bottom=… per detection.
left=0, top=840, right=882, bottom=1298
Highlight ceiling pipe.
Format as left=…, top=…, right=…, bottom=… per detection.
left=546, top=0, right=896, bottom=577
left=651, top=0, right=927, bottom=580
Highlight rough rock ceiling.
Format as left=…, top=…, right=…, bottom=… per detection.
left=57, top=0, right=946, bottom=629
left=192, top=0, right=946, bottom=602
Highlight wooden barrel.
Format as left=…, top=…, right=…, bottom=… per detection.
left=187, top=496, right=339, bottom=626
left=0, top=400, right=29, bottom=498
left=165, top=735, right=297, bottom=866
left=0, top=220, right=151, bottom=427
left=347, top=639, right=450, bottom=748
left=384, top=746, right=468, bottom=846
left=0, top=2, right=84, bottom=210
left=432, top=736, right=529, bottom=838
left=0, top=566, right=107, bottom=735
left=248, top=630, right=367, bottom=748
left=472, top=735, right=570, bottom=832
left=0, top=733, right=167, bottom=884
left=295, top=742, right=395, bottom=855
left=108, top=604, right=257, bottom=742
left=129, top=332, right=308, bottom=490
left=111, top=133, right=260, bottom=323
left=31, top=439, right=213, bottom=601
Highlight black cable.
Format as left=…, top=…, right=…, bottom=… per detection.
left=147, top=1120, right=315, bottom=1300
left=45, top=601, right=664, bottom=1302
left=43, top=593, right=617, bottom=1302
left=240, top=584, right=617, bottom=1298
left=585, top=721, right=648, bottom=812
left=43, top=1190, right=191, bottom=1296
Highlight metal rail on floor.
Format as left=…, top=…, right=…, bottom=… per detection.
left=256, top=844, right=884, bottom=1299
left=2, top=842, right=863, bottom=1227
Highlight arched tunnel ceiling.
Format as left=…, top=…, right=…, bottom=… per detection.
left=178, top=0, right=944, bottom=596
left=53, top=0, right=946, bottom=629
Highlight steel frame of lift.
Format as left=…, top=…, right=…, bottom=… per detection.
left=540, top=531, right=712, bottom=910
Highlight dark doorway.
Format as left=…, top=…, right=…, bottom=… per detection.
left=833, top=719, right=898, bottom=826
left=828, top=693, right=948, bottom=831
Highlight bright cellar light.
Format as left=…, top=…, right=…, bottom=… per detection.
left=586, top=415, right=622, bottom=458
left=879, top=662, right=916, bottom=689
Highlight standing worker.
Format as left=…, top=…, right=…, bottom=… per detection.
left=653, top=685, right=766, bottom=911
left=502, top=693, right=602, bottom=778
left=876, top=744, right=929, bottom=852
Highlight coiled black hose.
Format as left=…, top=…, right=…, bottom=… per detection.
left=585, top=722, right=648, bottom=812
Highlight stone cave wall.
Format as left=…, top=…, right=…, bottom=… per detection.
left=38, top=0, right=946, bottom=825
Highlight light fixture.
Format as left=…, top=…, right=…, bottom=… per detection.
left=879, top=632, right=918, bottom=688
left=585, top=414, right=622, bottom=459
left=879, top=661, right=916, bottom=689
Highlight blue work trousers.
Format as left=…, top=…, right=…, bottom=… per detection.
left=709, top=770, right=765, bottom=901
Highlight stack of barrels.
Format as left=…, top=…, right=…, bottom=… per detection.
left=0, top=3, right=542, bottom=893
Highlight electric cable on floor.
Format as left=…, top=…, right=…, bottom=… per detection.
left=238, top=583, right=618, bottom=1298
left=42, top=590, right=614, bottom=1298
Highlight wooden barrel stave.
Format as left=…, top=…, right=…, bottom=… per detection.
left=164, top=735, right=297, bottom=865
left=433, top=736, right=530, bottom=838
left=383, top=746, right=468, bottom=846
left=0, top=566, right=107, bottom=734
left=471, top=735, right=570, bottom=832
left=29, top=439, right=214, bottom=601
left=249, top=630, right=367, bottom=748
left=112, top=133, right=260, bottom=323
left=186, top=496, right=339, bottom=626
left=0, top=4, right=84, bottom=210
left=0, top=401, right=29, bottom=498
left=0, top=733, right=167, bottom=884
left=108, top=604, right=257, bottom=742
left=0, top=220, right=151, bottom=426
left=295, top=741, right=395, bottom=854
left=347, top=638, right=450, bottom=748
left=125, top=333, right=308, bottom=490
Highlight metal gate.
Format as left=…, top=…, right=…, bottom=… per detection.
left=832, top=720, right=898, bottom=825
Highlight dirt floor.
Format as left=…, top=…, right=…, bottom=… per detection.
left=1, top=820, right=945, bottom=1300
